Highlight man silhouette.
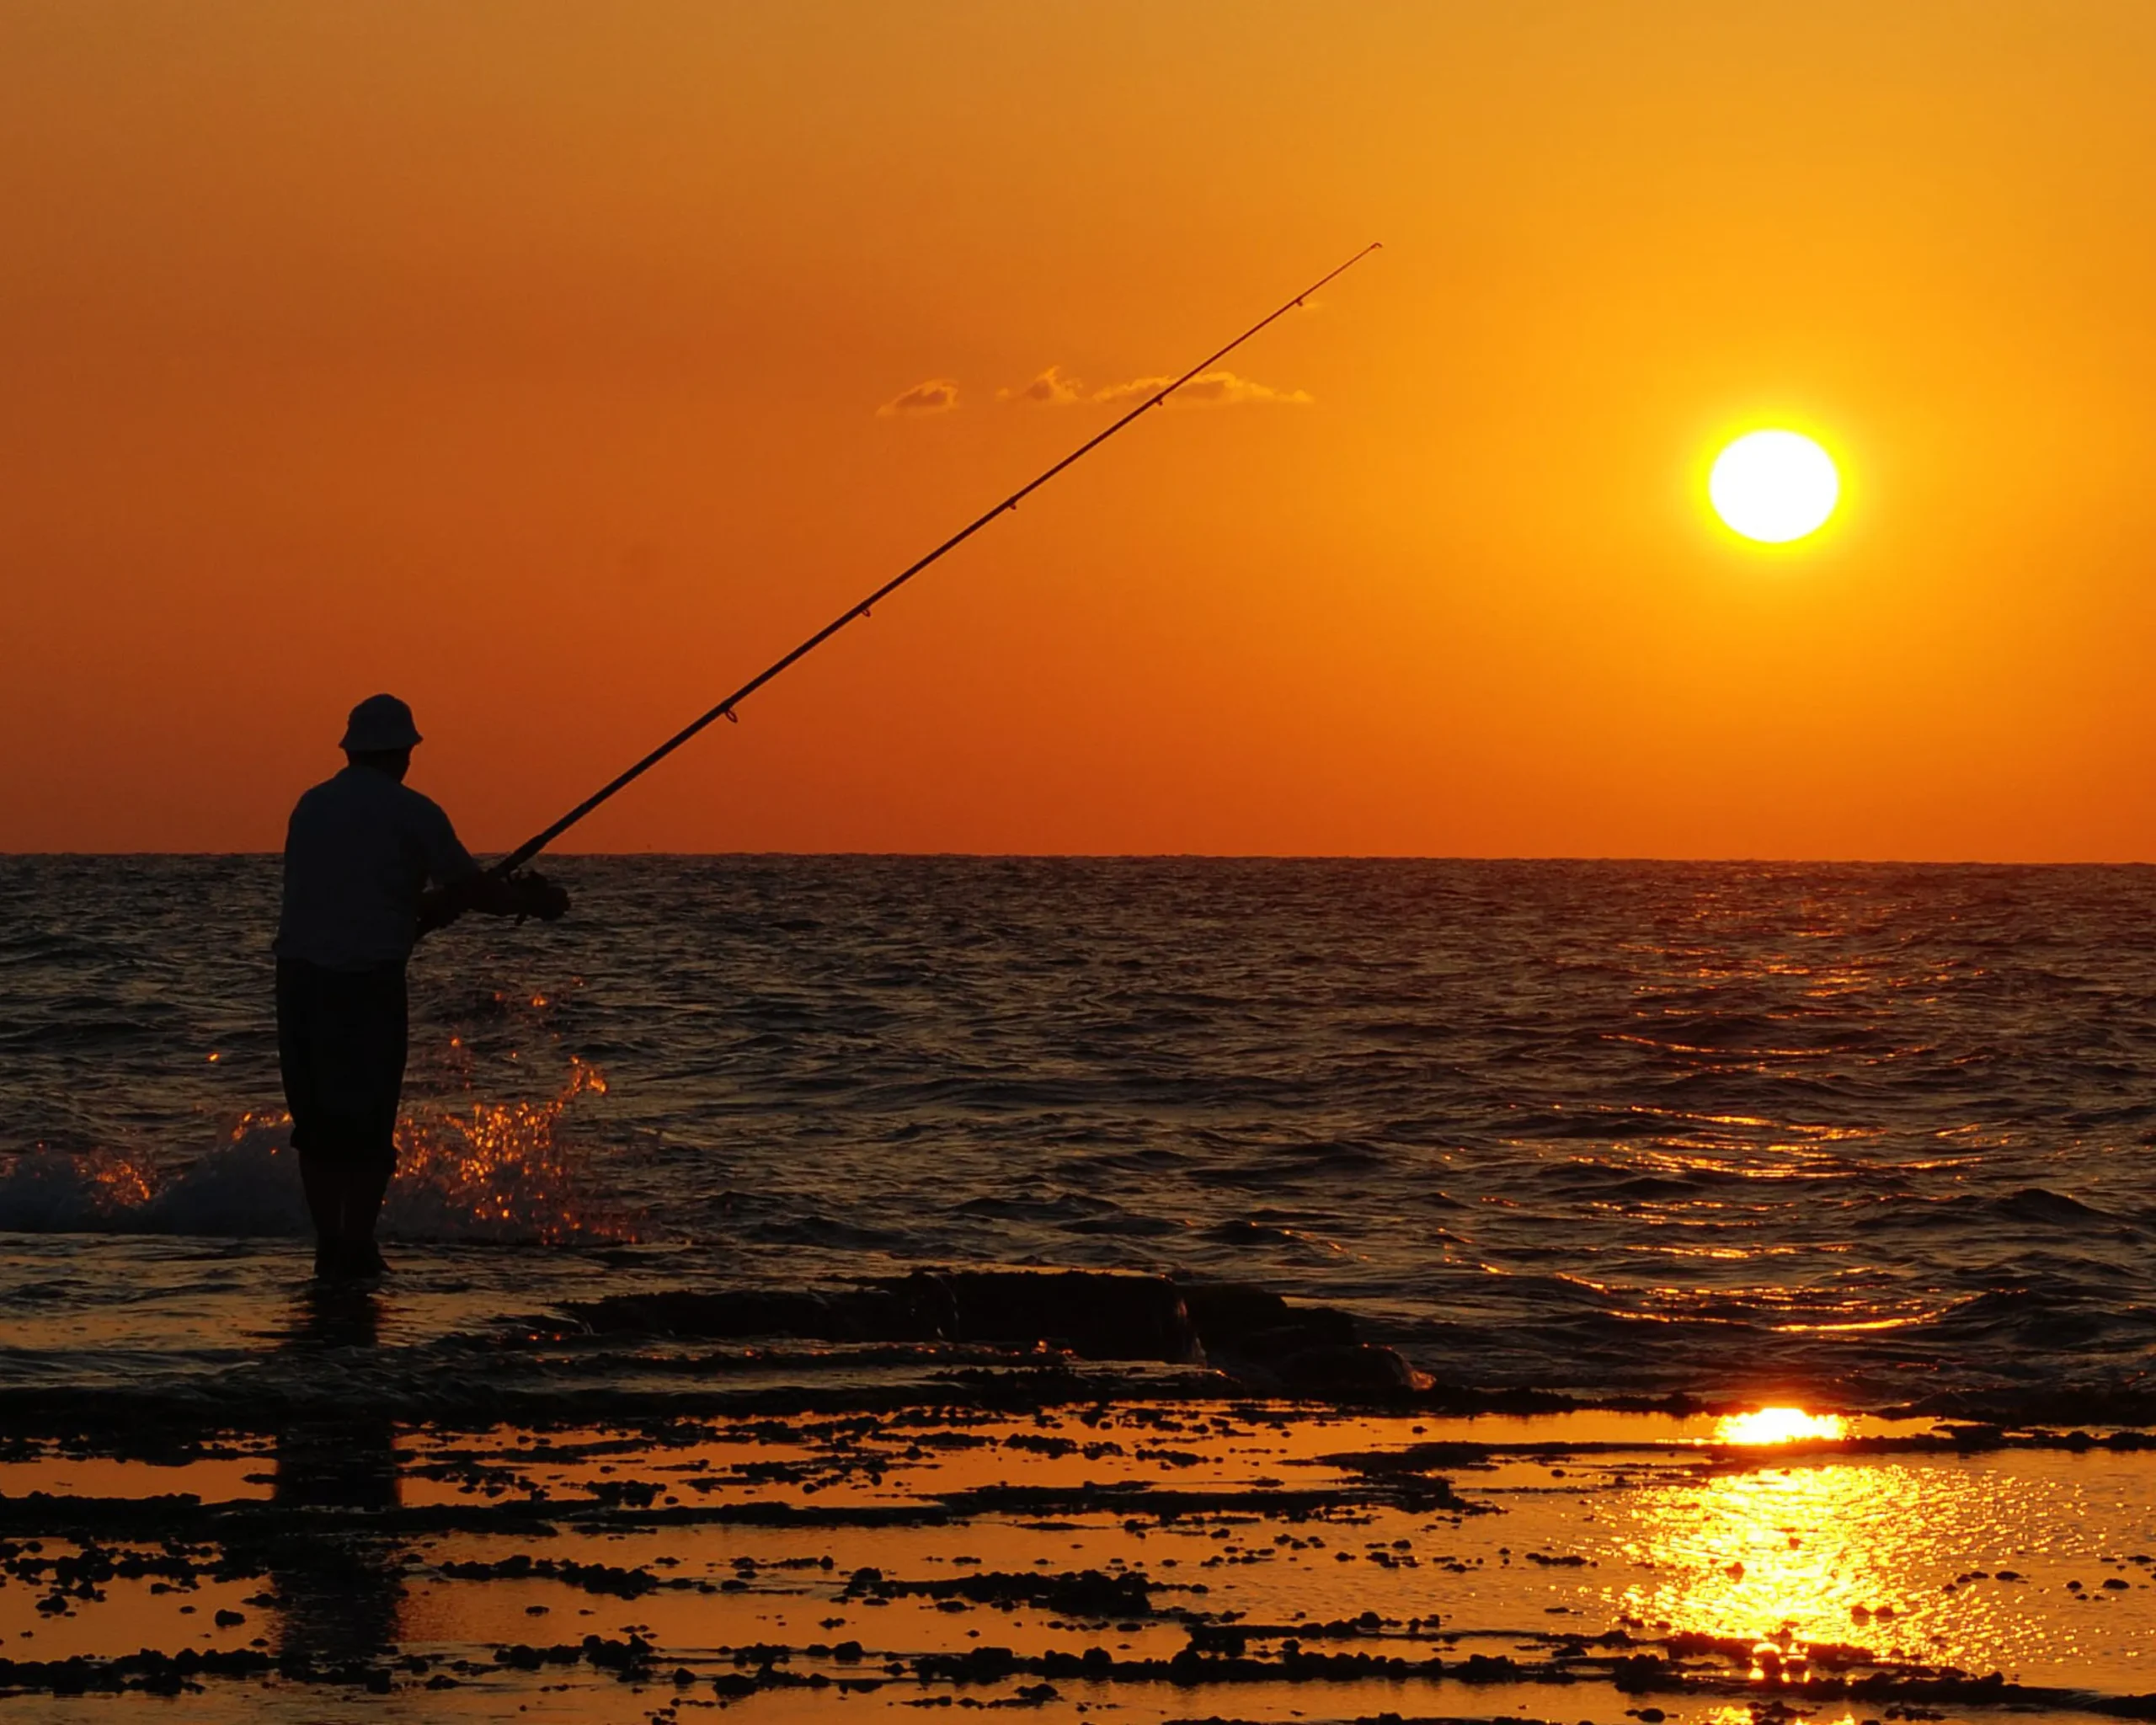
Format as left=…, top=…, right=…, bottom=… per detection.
left=273, top=693, right=567, bottom=1279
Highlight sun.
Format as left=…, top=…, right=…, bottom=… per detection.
left=1708, top=430, right=1839, bottom=544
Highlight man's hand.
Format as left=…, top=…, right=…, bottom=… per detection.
left=503, top=869, right=571, bottom=923
left=414, top=869, right=571, bottom=940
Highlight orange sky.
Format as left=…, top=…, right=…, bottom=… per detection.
left=5, top=2, right=2155, bottom=859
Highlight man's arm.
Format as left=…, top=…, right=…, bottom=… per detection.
left=411, top=799, right=570, bottom=938
left=416, top=868, right=571, bottom=937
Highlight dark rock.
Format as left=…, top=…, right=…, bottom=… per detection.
left=557, top=1287, right=921, bottom=1344
left=1181, top=1283, right=1357, bottom=1354
left=1273, top=1343, right=1428, bottom=1396
left=552, top=1269, right=1199, bottom=1363
left=853, top=1568, right=1156, bottom=1618
left=889, top=1272, right=1198, bottom=1363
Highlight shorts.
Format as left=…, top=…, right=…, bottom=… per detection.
left=275, top=958, right=408, bottom=1168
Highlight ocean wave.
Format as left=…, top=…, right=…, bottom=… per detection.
left=0, top=1061, right=623, bottom=1244
left=12, top=855, right=2156, bottom=1409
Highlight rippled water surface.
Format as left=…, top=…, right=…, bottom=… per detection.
left=7, top=856, right=2156, bottom=1411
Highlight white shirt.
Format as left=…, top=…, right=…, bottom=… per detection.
left=274, top=764, right=478, bottom=969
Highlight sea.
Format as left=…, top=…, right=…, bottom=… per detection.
left=7, top=855, right=2156, bottom=1423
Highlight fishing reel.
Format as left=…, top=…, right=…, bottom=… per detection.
left=504, top=868, right=571, bottom=925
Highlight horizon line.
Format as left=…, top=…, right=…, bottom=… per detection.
left=4, top=850, right=2153, bottom=869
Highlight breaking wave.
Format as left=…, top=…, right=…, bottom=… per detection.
left=0, top=1060, right=625, bottom=1244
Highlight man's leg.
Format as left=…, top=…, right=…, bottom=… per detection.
left=328, top=963, right=408, bottom=1277
left=280, top=959, right=408, bottom=1279
left=277, top=961, right=344, bottom=1270
left=298, top=1153, right=349, bottom=1270
left=332, top=1152, right=398, bottom=1275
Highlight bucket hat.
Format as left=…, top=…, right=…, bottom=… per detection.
left=339, top=693, right=423, bottom=752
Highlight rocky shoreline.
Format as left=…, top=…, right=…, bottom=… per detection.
left=9, top=1381, right=2156, bottom=1719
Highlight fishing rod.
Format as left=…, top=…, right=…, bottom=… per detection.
left=498, top=242, right=1383, bottom=874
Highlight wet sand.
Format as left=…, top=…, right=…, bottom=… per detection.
left=8, top=1401, right=2156, bottom=1722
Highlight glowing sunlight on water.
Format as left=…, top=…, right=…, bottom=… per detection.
left=1716, top=1407, right=1848, bottom=1445
left=1593, top=1447, right=2149, bottom=1687
left=1616, top=1461, right=1945, bottom=1673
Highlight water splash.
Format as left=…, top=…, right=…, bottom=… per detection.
left=387, top=1058, right=624, bottom=1242
left=0, top=1143, right=161, bottom=1231
left=0, top=1059, right=625, bottom=1243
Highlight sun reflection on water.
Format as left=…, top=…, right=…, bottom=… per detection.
left=1614, top=1461, right=1937, bottom=1673
left=1716, top=1407, right=1848, bottom=1445
left=1598, top=1443, right=2119, bottom=1687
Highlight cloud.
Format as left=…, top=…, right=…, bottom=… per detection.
left=1090, top=369, right=1314, bottom=409
left=997, top=365, right=1087, bottom=406
left=877, top=378, right=960, bottom=417
left=892, top=366, right=1312, bottom=419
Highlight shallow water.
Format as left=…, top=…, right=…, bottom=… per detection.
left=7, top=855, right=2156, bottom=1412
left=8, top=1402, right=2156, bottom=1717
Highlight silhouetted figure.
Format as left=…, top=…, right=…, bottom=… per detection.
left=275, top=693, right=568, bottom=1279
